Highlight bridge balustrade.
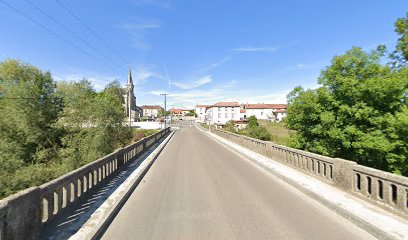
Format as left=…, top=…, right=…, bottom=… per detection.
left=211, top=128, right=408, bottom=219
left=0, top=128, right=170, bottom=240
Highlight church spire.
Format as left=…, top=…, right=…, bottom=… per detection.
left=127, top=66, right=133, bottom=85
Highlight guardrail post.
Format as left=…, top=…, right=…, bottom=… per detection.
left=332, top=158, right=357, bottom=192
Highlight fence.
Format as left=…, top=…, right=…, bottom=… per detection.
left=211, top=128, right=408, bottom=218
left=0, top=127, right=170, bottom=240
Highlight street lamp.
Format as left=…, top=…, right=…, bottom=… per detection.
left=160, top=93, right=169, bottom=129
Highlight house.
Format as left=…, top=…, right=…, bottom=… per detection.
left=205, top=102, right=241, bottom=125
left=195, top=105, right=210, bottom=122
left=233, top=120, right=248, bottom=130
left=241, top=103, right=287, bottom=122
left=170, top=108, right=183, bottom=117
left=182, top=109, right=194, bottom=116
left=141, top=105, right=163, bottom=120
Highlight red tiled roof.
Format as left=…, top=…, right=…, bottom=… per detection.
left=240, top=109, right=246, bottom=113
left=234, top=120, right=248, bottom=124
left=196, top=105, right=211, bottom=108
left=141, top=105, right=163, bottom=109
left=170, top=108, right=183, bottom=114
left=244, top=103, right=287, bottom=109
left=267, top=104, right=287, bottom=109
left=212, top=102, right=240, bottom=107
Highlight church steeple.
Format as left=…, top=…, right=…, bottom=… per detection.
left=127, top=66, right=134, bottom=91
left=127, top=66, right=133, bottom=85
left=126, top=66, right=136, bottom=124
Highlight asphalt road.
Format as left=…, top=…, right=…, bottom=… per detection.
left=100, top=124, right=376, bottom=240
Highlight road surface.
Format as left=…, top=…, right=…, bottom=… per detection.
left=100, top=124, right=376, bottom=240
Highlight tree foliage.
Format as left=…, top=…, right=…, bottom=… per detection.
left=245, top=116, right=271, bottom=141
left=286, top=45, right=408, bottom=175
left=0, top=59, right=132, bottom=198
left=392, top=13, right=408, bottom=67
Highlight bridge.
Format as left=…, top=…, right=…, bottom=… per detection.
left=0, top=121, right=408, bottom=240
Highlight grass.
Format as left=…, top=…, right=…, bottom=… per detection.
left=257, top=120, right=292, bottom=146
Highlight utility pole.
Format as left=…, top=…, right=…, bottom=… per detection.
left=160, top=93, right=169, bottom=129
left=128, top=92, right=132, bottom=127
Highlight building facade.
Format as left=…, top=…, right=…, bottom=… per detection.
left=242, top=104, right=287, bottom=122
left=195, top=105, right=210, bottom=123
left=141, top=105, right=163, bottom=120
left=206, top=102, right=241, bottom=125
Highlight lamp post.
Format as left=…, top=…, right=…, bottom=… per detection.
left=160, top=93, right=169, bottom=129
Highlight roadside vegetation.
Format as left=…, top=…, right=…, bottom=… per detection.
left=258, top=120, right=291, bottom=145
left=285, top=14, right=408, bottom=176
left=224, top=116, right=272, bottom=141
left=0, top=59, right=144, bottom=199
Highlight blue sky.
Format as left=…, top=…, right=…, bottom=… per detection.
left=0, top=0, right=406, bottom=108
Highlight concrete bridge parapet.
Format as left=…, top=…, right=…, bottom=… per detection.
left=0, top=128, right=171, bottom=240
left=210, top=128, right=408, bottom=219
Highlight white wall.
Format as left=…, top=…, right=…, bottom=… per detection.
left=208, top=106, right=240, bottom=124
left=130, top=121, right=163, bottom=129
left=245, top=108, right=274, bottom=120
left=195, top=107, right=207, bottom=122
left=143, top=109, right=161, bottom=118
left=275, top=112, right=287, bottom=122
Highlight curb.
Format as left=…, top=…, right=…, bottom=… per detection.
left=70, top=131, right=175, bottom=240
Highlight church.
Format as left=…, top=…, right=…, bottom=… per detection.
left=123, top=68, right=142, bottom=124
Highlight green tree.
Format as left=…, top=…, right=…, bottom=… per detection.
left=245, top=116, right=271, bottom=141
left=56, top=79, right=131, bottom=169
left=0, top=59, right=61, bottom=196
left=286, top=46, right=408, bottom=175
left=248, top=116, right=258, bottom=128
left=392, top=13, right=408, bottom=67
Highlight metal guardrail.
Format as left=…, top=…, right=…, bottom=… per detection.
left=0, top=128, right=170, bottom=240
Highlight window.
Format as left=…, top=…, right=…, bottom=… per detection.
left=261, top=112, right=263, bottom=116
left=218, top=107, right=221, bottom=111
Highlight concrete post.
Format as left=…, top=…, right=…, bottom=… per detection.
left=5, top=187, right=41, bottom=240
left=0, top=201, right=6, bottom=240
left=115, top=148, right=125, bottom=167
left=332, top=158, right=357, bottom=192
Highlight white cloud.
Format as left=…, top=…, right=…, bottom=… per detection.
left=148, top=90, right=168, bottom=96
left=170, top=75, right=212, bottom=90
left=134, top=67, right=156, bottom=82
left=196, top=56, right=232, bottom=75
left=287, top=61, right=329, bottom=70
left=204, top=56, right=231, bottom=71
left=146, top=85, right=291, bottom=109
left=232, top=47, right=279, bottom=53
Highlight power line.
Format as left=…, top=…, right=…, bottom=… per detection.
left=55, top=0, right=129, bottom=65
left=24, top=0, right=126, bottom=72
left=0, top=0, right=121, bottom=74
